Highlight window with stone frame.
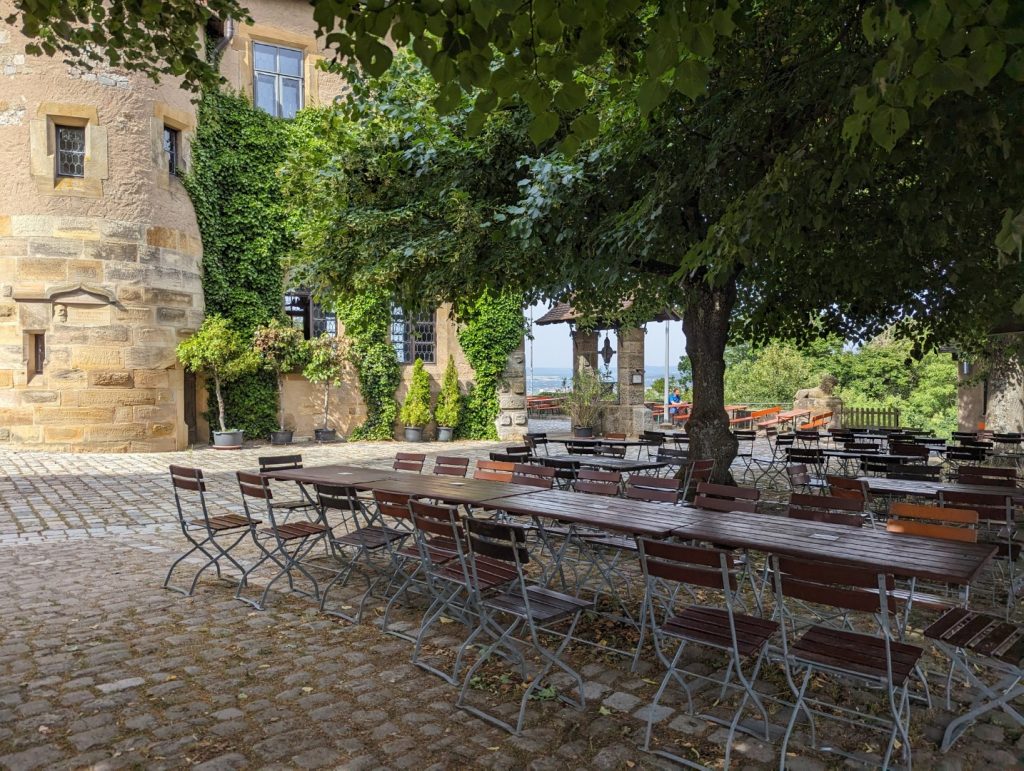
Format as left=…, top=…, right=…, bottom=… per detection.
left=391, top=305, right=436, bottom=364
left=283, top=288, right=336, bottom=340
left=253, top=42, right=304, bottom=119
left=56, top=125, right=86, bottom=178
left=163, top=126, right=181, bottom=175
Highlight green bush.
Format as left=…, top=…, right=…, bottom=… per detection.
left=339, top=289, right=400, bottom=440
left=252, top=318, right=310, bottom=431
left=434, top=355, right=463, bottom=428
left=304, top=335, right=346, bottom=431
left=400, top=358, right=433, bottom=428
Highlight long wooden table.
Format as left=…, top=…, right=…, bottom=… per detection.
left=670, top=509, right=995, bottom=585
left=478, top=489, right=682, bottom=538
left=544, top=453, right=666, bottom=473
left=857, top=476, right=1024, bottom=504
left=266, top=464, right=399, bottom=486
left=347, top=474, right=545, bottom=505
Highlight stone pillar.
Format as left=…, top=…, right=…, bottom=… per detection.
left=571, top=328, right=599, bottom=377
left=496, top=338, right=527, bottom=441
left=616, top=327, right=646, bottom=407
left=984, top=357, right=1024, bottom=433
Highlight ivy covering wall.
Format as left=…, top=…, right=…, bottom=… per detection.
left=337, top=289, right=400, bottom=440
left=184, top=88, right=294, bottom=439
left=456, top=291, right=525, bottom=440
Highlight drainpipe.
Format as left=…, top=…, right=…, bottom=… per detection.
left=213, top=16, right=235, bottom=58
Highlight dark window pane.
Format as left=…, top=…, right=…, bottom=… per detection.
left=163, top=126, right=180, bottom=175
left=56, top=125, right=85, bottom=178
left=391, top=305, right=435, bottom=364
left=255, top=73, right=276, bottom=115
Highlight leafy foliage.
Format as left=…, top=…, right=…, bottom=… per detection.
left=562, top=362, right=608, bottom=430
left=434, top=356, right=463, bottom=429
left=252, top=318, right=310, bottom=431
left=183, top=87, right=300, bottom=439
left=6, top=0, right=249, bottom=92
left=338, top=290, right=400, bottom=440
left=724, top=342, right=817, bottom=406
left=399, top=359, right=433, bottom=428
left=175, top=315, right=259, bottom=433
left=455, top=291, right=525, bottom=440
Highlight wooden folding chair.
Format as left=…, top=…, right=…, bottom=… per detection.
left=432, top=456, right=470, bottom=477
left=511, top=463, right=555, bottom=489
left=574, top=468, right=620, bottom=497
left=473, top=459, right=515, bottom=482
left=257, top=454, right=317, bottom=518
left=394, top=452, right=426, bottom=472
left=625, top=474, right=681, bottom=504
left=787, top=492, right=865, bottom=528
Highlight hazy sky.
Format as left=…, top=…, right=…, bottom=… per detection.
left=524, top=302, right=687, bottom=372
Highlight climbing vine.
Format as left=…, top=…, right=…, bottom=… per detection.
left=184, top=87, right=309, bottom=439
left=337, top=289, right=400, bottom=440
left=456, top=291, right=525, bottom=440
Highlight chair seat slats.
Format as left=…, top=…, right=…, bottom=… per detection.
left=332, top=526, right=407, bottom=550
left=485, top=585, right=591, bottom=622
left=189, top=514, right=257, bottom=531
left=661, top=606, right=777, bottom=657
left=261, top=521, right=328, bottom=540
left=790, top=625, right=922, bottom=683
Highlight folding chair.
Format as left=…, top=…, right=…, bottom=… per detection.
left=924, top=608, right=1024, bottom=752
left=786, top=447, right=825, bottom=481
left=654, top=447, right=688, bottom=478
left=772, top=556, right=923, bottom=769
left=565, top=441, right=597, bottom=455
left=573, top=468, right=620, bottom=496
left=432, top=456, right=470, bottom=477
left=826, top=475, right=877, bottom=527
left=539, top=456, right=578, bottom=489
left=751, top=429, right=794, bottom=489
left=257, top=454, right=317, bottom=518
left=944, top=445, right=989, bottom=476
left=732, top=430, right=756, bottom=481
left=490, top=451, right=529, bottom=463
left=593, top=444, right=627, bottom=458
left=939, top=489, right=1018, bottom=614
left=504, top=445, right=532, bottom=460
left=794, top=429, right=821, bottom=447
left=786, top=463, right=826, bottom=493
left=679, top=459, right=714, bottom=500
left=394, top=452, right=426, bottom=472
left=525, top=432, right=549, bottom=456
left=456, top=518, right=593, bottom=734
left=956, top=465, right=1018, bottom=487
left=625, top=474, right=681, bottom=504
left=787, top=492, right=865, bottom=528
left=639, top=539, right=778, bottom=768
left=316, top=484, right=409, bottom=623
left=886, top=462, right=942, bottom=481
left=234, top=471, right=332, bottom=610
left=410, top=500, right=516, bottom=684
left=604, top=432, right=627, bottom=440
left=640, top=430, right=665, bottom=460
left=164, top=465, right=258, bottom=596
left=692, top=481, right=759, bottom=514
left=474, top=459, right=515, bottom=482
left=511, top=463, right=555, bottom=489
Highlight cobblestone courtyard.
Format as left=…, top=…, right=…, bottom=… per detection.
left=0, top=442, right=1022, bottom=769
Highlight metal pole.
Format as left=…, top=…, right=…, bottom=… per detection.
left=663, top=322, right=670, bottom=424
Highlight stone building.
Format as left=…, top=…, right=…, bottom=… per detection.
left=0, top=0, right=524, bottom=451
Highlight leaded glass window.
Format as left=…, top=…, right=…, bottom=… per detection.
left=284, top=288, right=335, bottom=339
left=56, top=125, right=85, bottom=178
left=392, top=306, right=436, bottom=364
left=164, top=126, right=180, bottom=175
left=253, top=42, right=304, bottom=119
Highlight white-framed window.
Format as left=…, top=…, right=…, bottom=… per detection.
left=253, top=42, right=303, bottom=119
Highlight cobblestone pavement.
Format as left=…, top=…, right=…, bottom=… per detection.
left=0, top=442, right=1022, bottom=769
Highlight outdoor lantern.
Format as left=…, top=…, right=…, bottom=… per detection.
left=600, top=334, right=615, bottom=367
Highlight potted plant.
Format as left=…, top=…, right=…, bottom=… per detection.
left=434, top=355, right=462, bottom=442
left=399, top=357, right=432, bottom=442
left=564, top=359, right=606, bottom=438
left=304, top=333, right=346, bottom=442
left=176, top=314, right=259, bottom=448
left=253, top=318, right=310, bottom=445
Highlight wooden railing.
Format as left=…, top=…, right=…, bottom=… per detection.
left=842, top=406, right=900, bottom=428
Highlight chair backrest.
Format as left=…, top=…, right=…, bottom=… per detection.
left=604, top=432, right=627, bottom=440
left=574, top=468, right=620, bottom=496
left=394, top=452, right=426, bottom=472
left=638, top=538, right=737, bottom=592
left=938, top=490, right=1012, bottom=525
left=315, top=483, right=359, bottom=512
left=773, top=556, right=894, bottom=615
left=787, top=464, right=812, bottom=488
left=169, top=465, right=209, bottom=524
left=373, top=490, right=412, bottom=522
left=952, top=431, right=978, bottom=443
left=787, top=447, right=823, bottom=464
left=505, top=445, right=532, bottom=458
left=524, top=434, right=548, bottom=453
left=956, top=465, right=1017, bottom=487
left=788, top=492, right=864, bottom=527
left=594, top=445, right=626, bottom=458
left=258, top=454, right=302, bottom=473
left=885, top=463, right=941, bottom=481
left=464, top=518, right=530, bottom=600
left=565, top=441, right=597, bottom=455
left=236, top=470, right=274, bottom=523
left=733, top=429, right=756, bottom=443
left=408, top=499, right=465, bottom=571
left=889, top=442, right=930, bottom=459
left=474, top=459, right=515, bottom=482
left=795, top=430, right=821, bottom=443
left=625, top=474, right=681, bottom=504
left=887, top=502, right=978, bottom=543
left=771, top=432, right=796, bottom=449
left=656, top=447, right=689, bottom=461
left=946, top=445, right=989, bottom=462
left=844, top=441, right=880, bottom=453
left=433, top=456, right=470, bottom=477
left=641, top=430, right=665, bottom=445
left=511, top=463, right=555, bottom=489
left=826, top=475, right=869, bottom=503
left=681, top=459, right=715, bottom=496
left=693, top=482, right=759, bottom=514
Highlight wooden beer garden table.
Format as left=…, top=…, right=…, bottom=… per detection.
left=544, top=453, right=667, bottom=474
left=263, top=464, right=400, bottom=486
left=856, top=476, right=1024, bottom=505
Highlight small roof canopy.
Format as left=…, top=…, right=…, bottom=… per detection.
left=535, top=301, right=682, bottom=327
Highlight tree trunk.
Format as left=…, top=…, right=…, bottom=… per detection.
left=214, top=374, right=226, bottom=432
left=277, top=373, right=285, bottom=431
left=683, top=278, right=738, bottom=484
left=322, top=384, right=330, bottom=430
